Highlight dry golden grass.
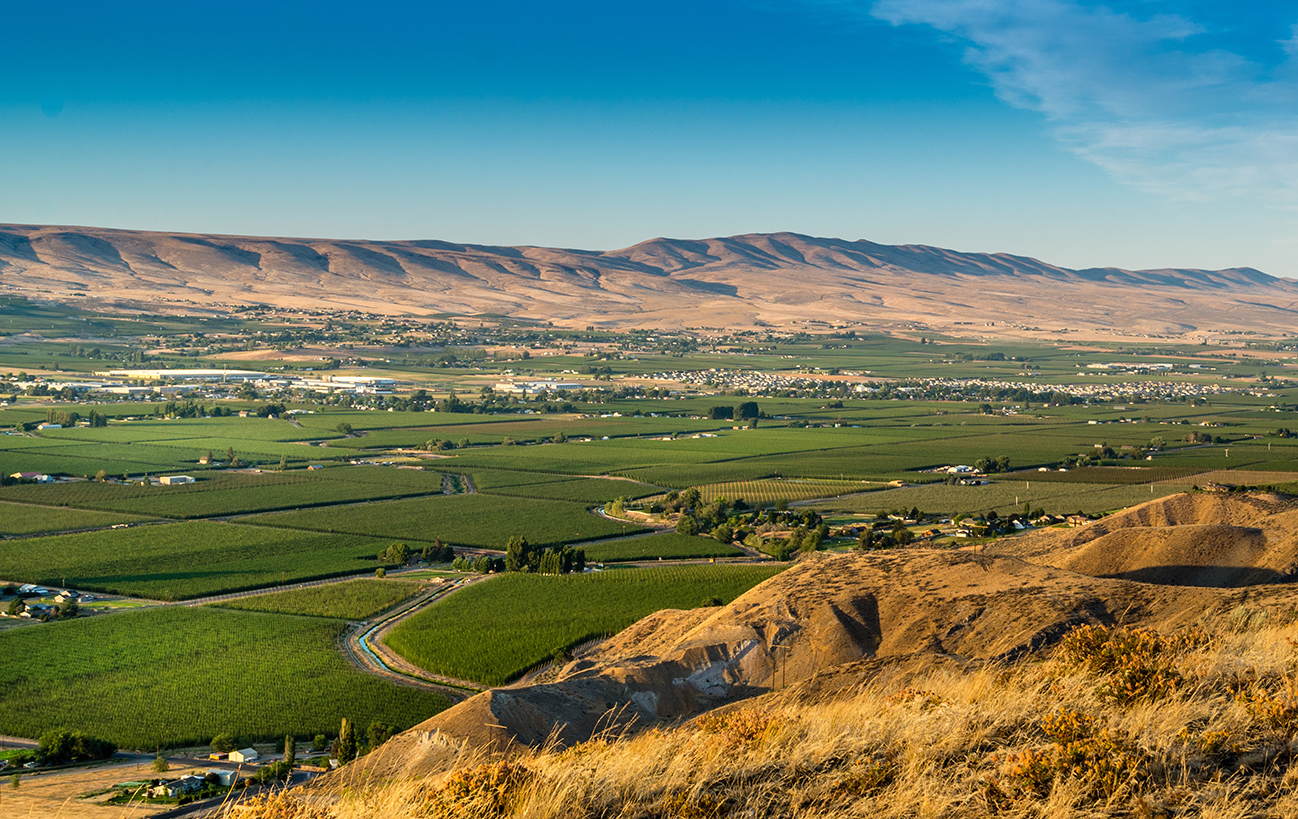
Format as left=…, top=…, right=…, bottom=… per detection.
left=227, top=606, right=1298, bottom=819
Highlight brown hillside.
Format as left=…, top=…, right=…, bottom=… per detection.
left=374, top=549, right=1229, bottom=776
left=3, top=224, right=1296, bottom=332
left=252, top=493, right=1298, bottom=819
left=1003, top=491, right=1298, bottom=587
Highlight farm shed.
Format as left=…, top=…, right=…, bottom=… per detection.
left=229, top=748, right=259, bottom=763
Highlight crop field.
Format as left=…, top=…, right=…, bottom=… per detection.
left=482, top=476, right=660, bottom=504
left=293, top=410, right=493, bottom=432
left=0, top=468, right=448, bottom=518
left=1163, top=469, right=1298, bottom=487
left=145, top=436, right=345, bottom=460
left=213, top=578, right=422, bottom=619
left=0, top=501, right=150, bottom=536
left=0, top=607, right=448, bottom=748
left=0, top=521, right=388, bottom=600
left=694, top=478, right=883, bottom=505
left=583, top=533, right=745, bottom=563
left=319, top=417, right=728, bottom=450
left=465, top=468, right=593, bottom=490
left=245, top=493, right=642, bottom=548
left=41, top=417, right=335, bottom=444
left=1234, top=459, right=1298, bottom=473
left=384, top=564, right=786, bottom=685
left=313, top=417, right=676, bottom=449
left=817, top=481, right=1187, bottom=517
left=0, top=448, right=192, bottom=478
left=1002, top=466, right=1204, bottom=484
left=448, top=442, right=718, bottom=474
left=0, top=435, right=87, bottom=449
left=622, top=462, right=787, bottom=487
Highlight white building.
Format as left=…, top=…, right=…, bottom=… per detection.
left=228, top=748, right=259, bottom=763
left=159, top=475, right=196, bottom=485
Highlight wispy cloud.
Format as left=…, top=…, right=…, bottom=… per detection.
left=865, top=0, right=1298, bottom=202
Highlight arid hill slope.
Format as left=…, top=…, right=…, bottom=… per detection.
left=370, top=492, right=1298, bottom=775
left=2, top=224, right=1295, bottom=332
left=378, top=551, right=1234, bottom=774
left=251, top=492, right=1298, bottom=819
left=1002, top=491, right=1298, bottom=587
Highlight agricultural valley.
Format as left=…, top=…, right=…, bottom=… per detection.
left=0, top=249, right=1296, bottom=818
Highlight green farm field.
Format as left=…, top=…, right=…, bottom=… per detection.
left=0, top=606, right=448, bottom=748
left=213, top=578, right=423, bottom=619
left=39, top=416, right=340, bottom=444
left=816, top=481, right=1188, bottom=517
left=465, top=468, right=596, bottom=490
left=0, top=521, right=389, bottom=600
left=245, top=493, right=642, bottom=549
left=384, top=564, right=786, bottom=685
left=582, top=533, right=745, bottom=563
left=0, top=501, right=151, bottom=536
left=0, top=468, right=448, bottom=518
left=481, top=476, right=660, bottom=504
left=693, top=478, right=883, bottom=505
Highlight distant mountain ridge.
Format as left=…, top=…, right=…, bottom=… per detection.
left=0, top=224, right=1292, bottom=333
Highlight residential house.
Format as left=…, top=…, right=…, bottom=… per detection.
left=148, top=775, right=206, bottom=799
left=207, top=769, right=237, bottom=787
left=10, top=472, right=52, bottom=483
left=19, top=603, right=52, bottom=619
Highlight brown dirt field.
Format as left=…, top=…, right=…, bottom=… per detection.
left=0, top=761, right=210, bottom=819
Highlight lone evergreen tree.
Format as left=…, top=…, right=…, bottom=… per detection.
left=283, top=735, right=295, bottom=768
left=336, top=718, right=357, bottom=763
left=504, top=536, right=535, bottom=572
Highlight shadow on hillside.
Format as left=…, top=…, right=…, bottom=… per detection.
left=1102, top=565, right=1295, bottom=588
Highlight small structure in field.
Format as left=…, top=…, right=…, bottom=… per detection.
left=229, top=748, right=259, bottom=763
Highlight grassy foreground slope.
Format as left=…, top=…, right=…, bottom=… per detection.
left=238, top=609, right=1298, bottom=819
left=0, top=607, right=449, bottom=749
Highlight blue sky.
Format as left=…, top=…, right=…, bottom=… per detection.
left=3, top=1, right=1297, bottom=276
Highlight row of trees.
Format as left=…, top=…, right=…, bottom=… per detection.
left=380, top=541, right=454, bottom=565
left=504, top=537, right=586, bottom=575
left=38, top=729, right=117, bottom=764
left=974, top=456, right=1012, bottom=474
left=43, top=408, right=109, bottom=427
left=452, top=555, right=501, bottom=573
left=707, top=401, right=761, bottom=421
